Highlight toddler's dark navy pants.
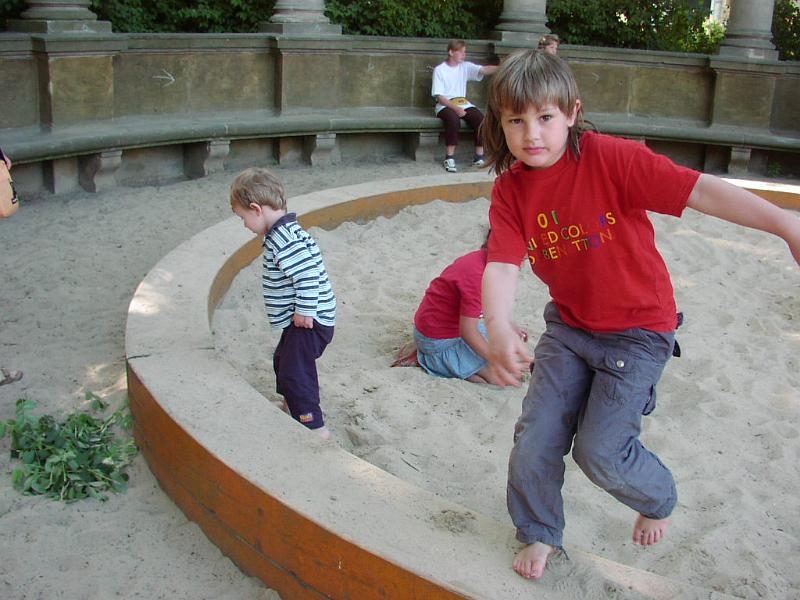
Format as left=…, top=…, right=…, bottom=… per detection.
left=273, top=322, right=334, bottom=430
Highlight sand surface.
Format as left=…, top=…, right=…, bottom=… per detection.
left=2, top=156, right=799, bottom=600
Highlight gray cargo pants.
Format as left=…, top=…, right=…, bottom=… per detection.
left=508, top=303, right=676, bottom=548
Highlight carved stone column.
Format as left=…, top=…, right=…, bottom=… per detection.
left=718, top=0, right=778, bottom=60
left=7, top=0, right=111, bottom=33
left=260, top=0, right=341, bottom=36
left=79, top=149, right=122, bottom=193
left=492, top=0, right=549, bottom=44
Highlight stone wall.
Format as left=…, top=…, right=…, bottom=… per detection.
left=2, top=32, right=799, bottom=195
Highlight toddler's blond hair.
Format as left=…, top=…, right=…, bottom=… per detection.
left=230, top=167, right=286, bottom=212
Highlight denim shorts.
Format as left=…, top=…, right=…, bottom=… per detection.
left=413, top=323, right=487, bottom=380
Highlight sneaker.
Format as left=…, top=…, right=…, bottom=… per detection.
left=443, top=157, right=457, bottom=173
left=473, top=156, right=486, bottom=167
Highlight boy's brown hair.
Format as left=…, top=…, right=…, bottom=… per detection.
left=481, top=49, right=589, bottom=176
left=229, top=167, right=286, bottom=211
left=447, top=39, right=466, bottom=53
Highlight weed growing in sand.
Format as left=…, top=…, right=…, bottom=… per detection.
left=0, top=392, right=138, bottom=502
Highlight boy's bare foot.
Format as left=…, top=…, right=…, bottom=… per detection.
left=313, top=425, right=331, bottom=440
left=632, top=514, right=668, bottom=546
left=513, top=541, right=554, bottom=580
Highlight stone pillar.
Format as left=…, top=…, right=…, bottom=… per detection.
left=727, top=146, right=752, bottom=175
left=718, top=0, right=778, bottom=60
left=184, top=140, right=230, bottom=179
left=303, top=133, right=339, bottom=166
left=45, top=157, right=80, bottom=194
left=260, top=0, right=341, bottom=36
left=79, top=149, right=122, bottom=193
left=7, top=0, right=111, bottom=34
left=31, top=35, right=125, bottom=129
left=405, top=132, right=441, bottom=163
left=492, top=0, right=549, bottom=45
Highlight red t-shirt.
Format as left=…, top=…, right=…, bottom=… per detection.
left=414, top=248, right=487, bottom=339
left=488, top=132, right=700, bottom=332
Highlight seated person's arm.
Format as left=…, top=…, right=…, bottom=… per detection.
left=436, top=95, right=466, bottom=116
left=479, top=64, right=498, bottom=76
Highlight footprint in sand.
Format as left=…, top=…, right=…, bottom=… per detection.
left=429, top=509, right=476, bottom=534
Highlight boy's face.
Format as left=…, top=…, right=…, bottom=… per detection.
left=543, top=42, right=559, bottom=55
left=233, top=203, right=283, bottom=236
left=448, top=46, right=466, bottom=63
left=500, top=101, right=579, bottom=170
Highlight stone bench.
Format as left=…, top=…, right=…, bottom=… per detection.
left=4, top=107, right=799, bottom=196
left=125, top=172, right=749, bottom=600
left=1, top=109, right=448, bottom=194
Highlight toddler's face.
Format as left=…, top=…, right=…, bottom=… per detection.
left=500, top=102, right=578, bottom=170
left=233, top=203, right=281, bottom=236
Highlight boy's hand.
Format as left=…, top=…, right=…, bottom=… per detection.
left=293, top=313, right=314, bottom=329
left=486, top=325, right=533, bottom=387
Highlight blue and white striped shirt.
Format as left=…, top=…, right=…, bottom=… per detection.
left=262, top=213, right=336, bottom=329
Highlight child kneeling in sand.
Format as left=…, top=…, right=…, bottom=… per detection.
left=479, top=50, right=800, bottom=580
left=230, top=168, right=337, bottom=439
left=412, top=232, right=527, bottom=384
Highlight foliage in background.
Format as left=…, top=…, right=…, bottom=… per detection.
left=323, top=0, right=503, bottom=39
left=0, top=393, right=137, bottom=502
left=0, top=0, right=25, bottom=21
left=88, top=0, right=277, bottom=33
left=546, top=0, right=725, bottom=54
left=0, top=0, right=797, bottom=60
left=773, top=0, right=800, bottom=60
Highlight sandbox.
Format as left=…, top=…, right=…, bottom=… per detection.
left=124, top=172, right=797, bottom=599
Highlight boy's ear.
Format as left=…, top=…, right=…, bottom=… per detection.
left=249, top=202, right=262, bottom=213
left=567, top=99, right=582, bottom=127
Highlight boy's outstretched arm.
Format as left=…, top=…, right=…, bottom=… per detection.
left=687, top=174, right=800, bottom=265
left=482, top=262, right=533, bottom=387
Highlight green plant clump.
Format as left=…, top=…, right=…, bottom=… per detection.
left=0, top=393, right=138, bottom=502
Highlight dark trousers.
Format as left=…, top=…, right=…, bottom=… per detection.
left=508, top=303, right=675, bottom=547
left=273, top=322, right=334, bottom=430
left=437, top=106, right=484, bottom=148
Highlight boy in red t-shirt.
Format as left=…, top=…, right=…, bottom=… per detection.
left=413, top=233, right=526, bottom=384
left=480, top=50, right=800, bottom=581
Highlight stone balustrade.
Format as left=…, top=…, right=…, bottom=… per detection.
left=1, top=29, right=798, bottom=198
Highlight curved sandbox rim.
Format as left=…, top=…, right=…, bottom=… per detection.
left=125, top=173, right=755, bottom=599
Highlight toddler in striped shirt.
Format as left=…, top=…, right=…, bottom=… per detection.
left=230, top=168, right=336, bottom=439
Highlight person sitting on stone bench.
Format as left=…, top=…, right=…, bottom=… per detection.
left=432, top=39, right=498, bottom=173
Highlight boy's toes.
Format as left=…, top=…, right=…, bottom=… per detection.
left=529, top=558, right=547, bottom=579
left=513, top=542, right=553, bottom=580
left=512, top=557, right=533, bottom=579
left=513, top=557, right=546, bottom=579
